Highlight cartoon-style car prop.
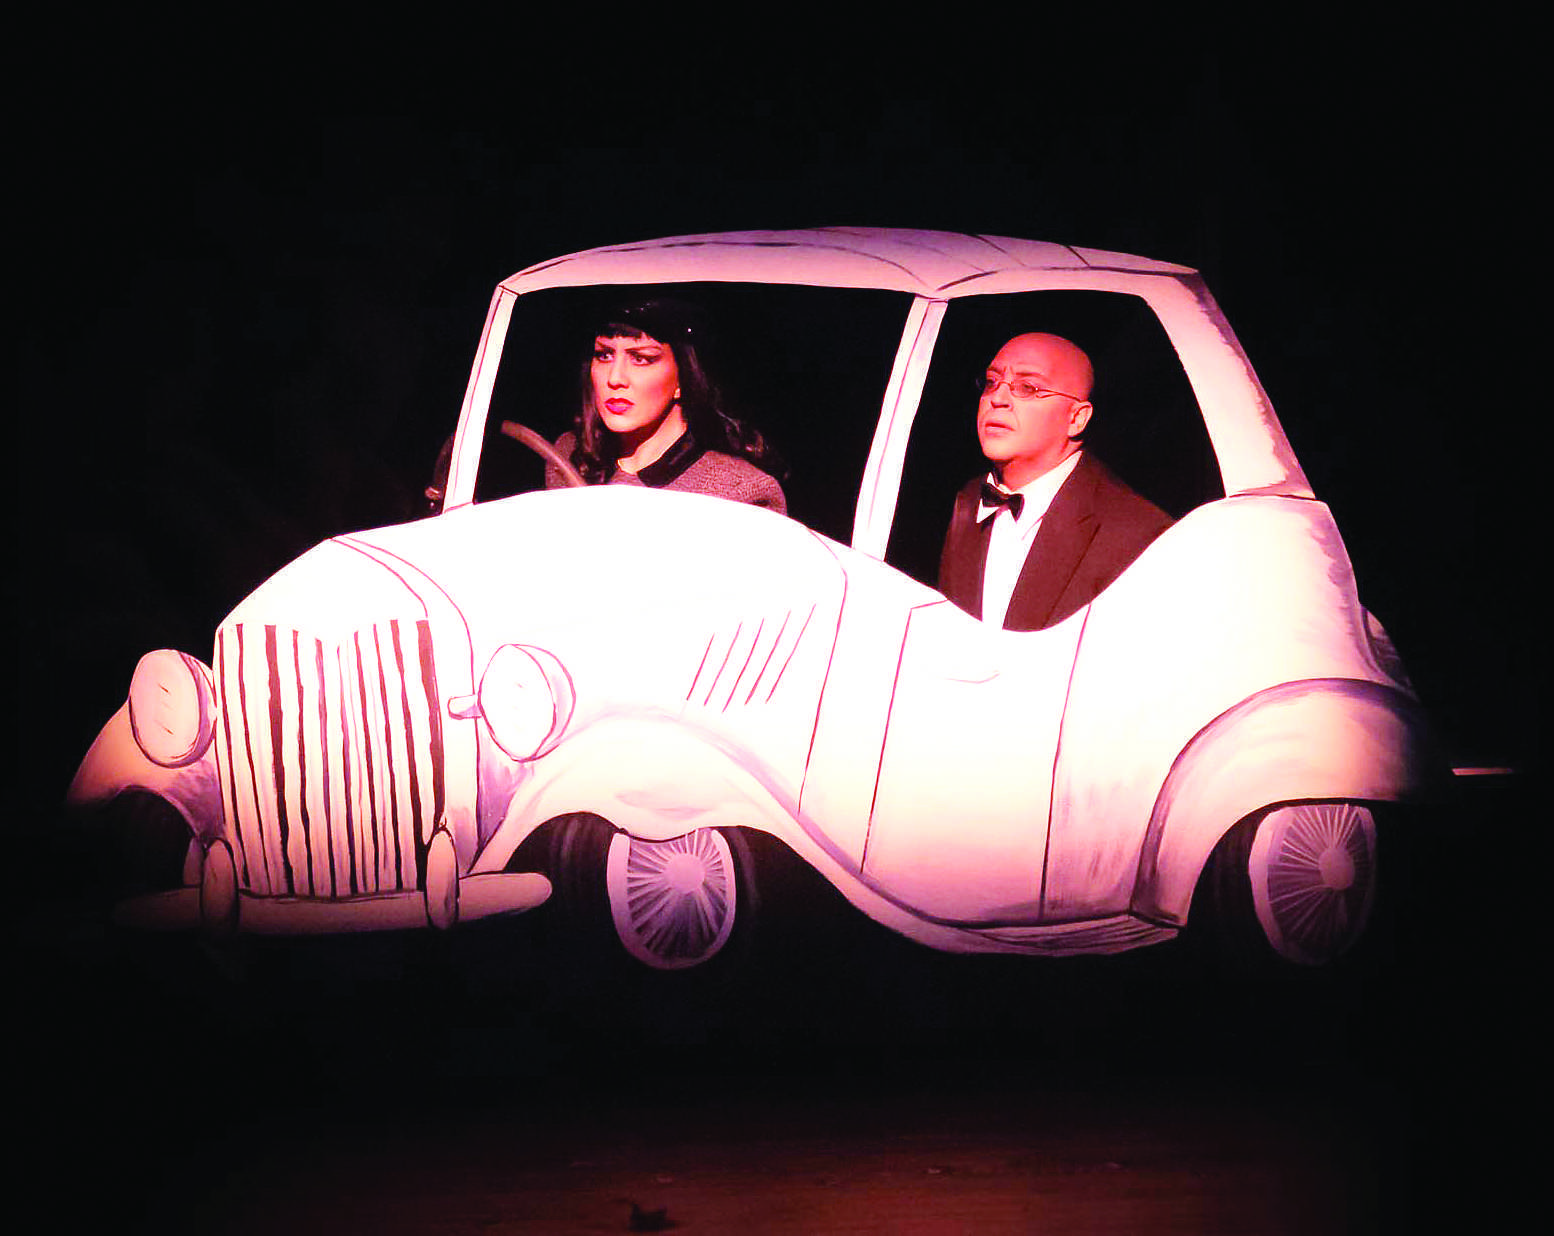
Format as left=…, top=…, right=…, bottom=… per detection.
left=68, top=228, right=1438, bottom=966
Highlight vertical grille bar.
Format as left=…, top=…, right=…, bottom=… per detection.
left=231, top=623, right=276, bottom=895
left=215, top=628, right=253, bottom=889
left=264, top=625, right=297, bottom=894
left=416, top=620, right=446, bottom=847
left=308, top=636, right=339, bottom=897
left=351, top=629, right=382, bottom=893
left=370, top=624, right=405, bottom=888
left=331, top=640, right=359, bottom=895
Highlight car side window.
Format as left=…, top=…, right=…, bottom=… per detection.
left=476, top=283, right=912, bottom=545
left=885, top=290, right=1223, bottom=588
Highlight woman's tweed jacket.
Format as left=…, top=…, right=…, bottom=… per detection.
left=546, top=430, right=785, bottom=514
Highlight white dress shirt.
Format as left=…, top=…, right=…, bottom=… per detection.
left=978, top=451, right=1083, bottom=627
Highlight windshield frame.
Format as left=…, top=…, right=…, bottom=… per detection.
left=441, top=260, right=1309, bottom=554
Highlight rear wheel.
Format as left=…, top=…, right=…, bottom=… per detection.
left=1209, top=802, right=1378, bottom=966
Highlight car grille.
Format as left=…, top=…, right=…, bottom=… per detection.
left=213, top=619, right=445, bottom=898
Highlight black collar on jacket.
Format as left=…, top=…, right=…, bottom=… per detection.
left=631, top=428, right=707, bottom=488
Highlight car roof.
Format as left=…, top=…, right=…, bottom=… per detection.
left=501, top=228, right=1197, bottom=298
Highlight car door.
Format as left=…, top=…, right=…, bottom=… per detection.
left=862, top=594, right=1081, bottom=923
left=843, top=282, right=1227, bottom=925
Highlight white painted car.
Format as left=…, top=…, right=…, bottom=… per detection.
left=68, top=228, right=1437, bottom=967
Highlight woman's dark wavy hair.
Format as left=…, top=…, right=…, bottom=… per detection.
left=570, top=297, right=787, bottom=486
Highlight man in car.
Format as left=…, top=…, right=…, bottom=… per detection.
left=938, top=332, right=1173, bottom=630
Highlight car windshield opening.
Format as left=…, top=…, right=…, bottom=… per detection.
left=473, top=282, right=912, bottom=544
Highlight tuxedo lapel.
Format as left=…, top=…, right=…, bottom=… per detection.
left=1004, top=454, right=1101, bottom=630
left=937, top=480, right=990, bottom=620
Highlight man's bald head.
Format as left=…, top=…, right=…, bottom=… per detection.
left=977, top=333, right=1095, bottom=489
left=998, top=333, right=1094, bottom=400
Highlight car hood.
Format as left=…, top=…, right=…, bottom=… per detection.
left=223, top=486, right=859, bottom=648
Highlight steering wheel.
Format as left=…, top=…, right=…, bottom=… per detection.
left=424, top=422, right=587, bottom=508
left=501, top=421, right=586, bottom=487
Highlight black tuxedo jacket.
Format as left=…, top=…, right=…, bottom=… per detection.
left=937, top=452, right=1174, bottom=631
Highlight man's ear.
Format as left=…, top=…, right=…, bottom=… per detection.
left=1067, top=400, right=1094, bottom=439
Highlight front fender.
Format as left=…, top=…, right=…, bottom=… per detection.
left=1131, top=678, right=1444, bottom=926
left=66, top=701, right=222, bottom=839
left=472, top=712, right=1048, bottom=957
left=473, top=713, right=804, bottom=872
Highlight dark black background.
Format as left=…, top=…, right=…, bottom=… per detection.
left=18, top=42, right=1533, bottom=801
left=14, top=31, right=1535, bottom=1233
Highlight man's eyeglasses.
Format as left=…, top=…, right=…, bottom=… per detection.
left=978, top=374, right=1084, bottom=402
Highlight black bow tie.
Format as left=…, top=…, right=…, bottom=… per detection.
left=979, top=480, right=1024, bottom=522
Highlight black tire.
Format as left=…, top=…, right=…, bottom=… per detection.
left=92, top=790, right=196, bottom=901
left=1201, top=801, right=1378, bottom=967
left=546, top=814, right=759, bottom=973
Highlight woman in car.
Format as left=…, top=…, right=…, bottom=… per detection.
left=545, top=298, right=787, bottom=512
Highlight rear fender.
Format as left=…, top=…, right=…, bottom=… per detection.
left=1131, top=678, right=1443, bottom=925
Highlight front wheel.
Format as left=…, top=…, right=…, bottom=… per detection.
left=547, top=815, right=757, bottom=971
left=605, top=830, right=746, bottom=970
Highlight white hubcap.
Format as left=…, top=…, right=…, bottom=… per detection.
left=1248, top=803, right=1376, bottom=965
left=605, top=830, right=738, bottom=969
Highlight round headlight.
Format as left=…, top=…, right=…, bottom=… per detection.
left=128, top=649, right=217, bottom=768
left=477, top=644, right=575, bottom=761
